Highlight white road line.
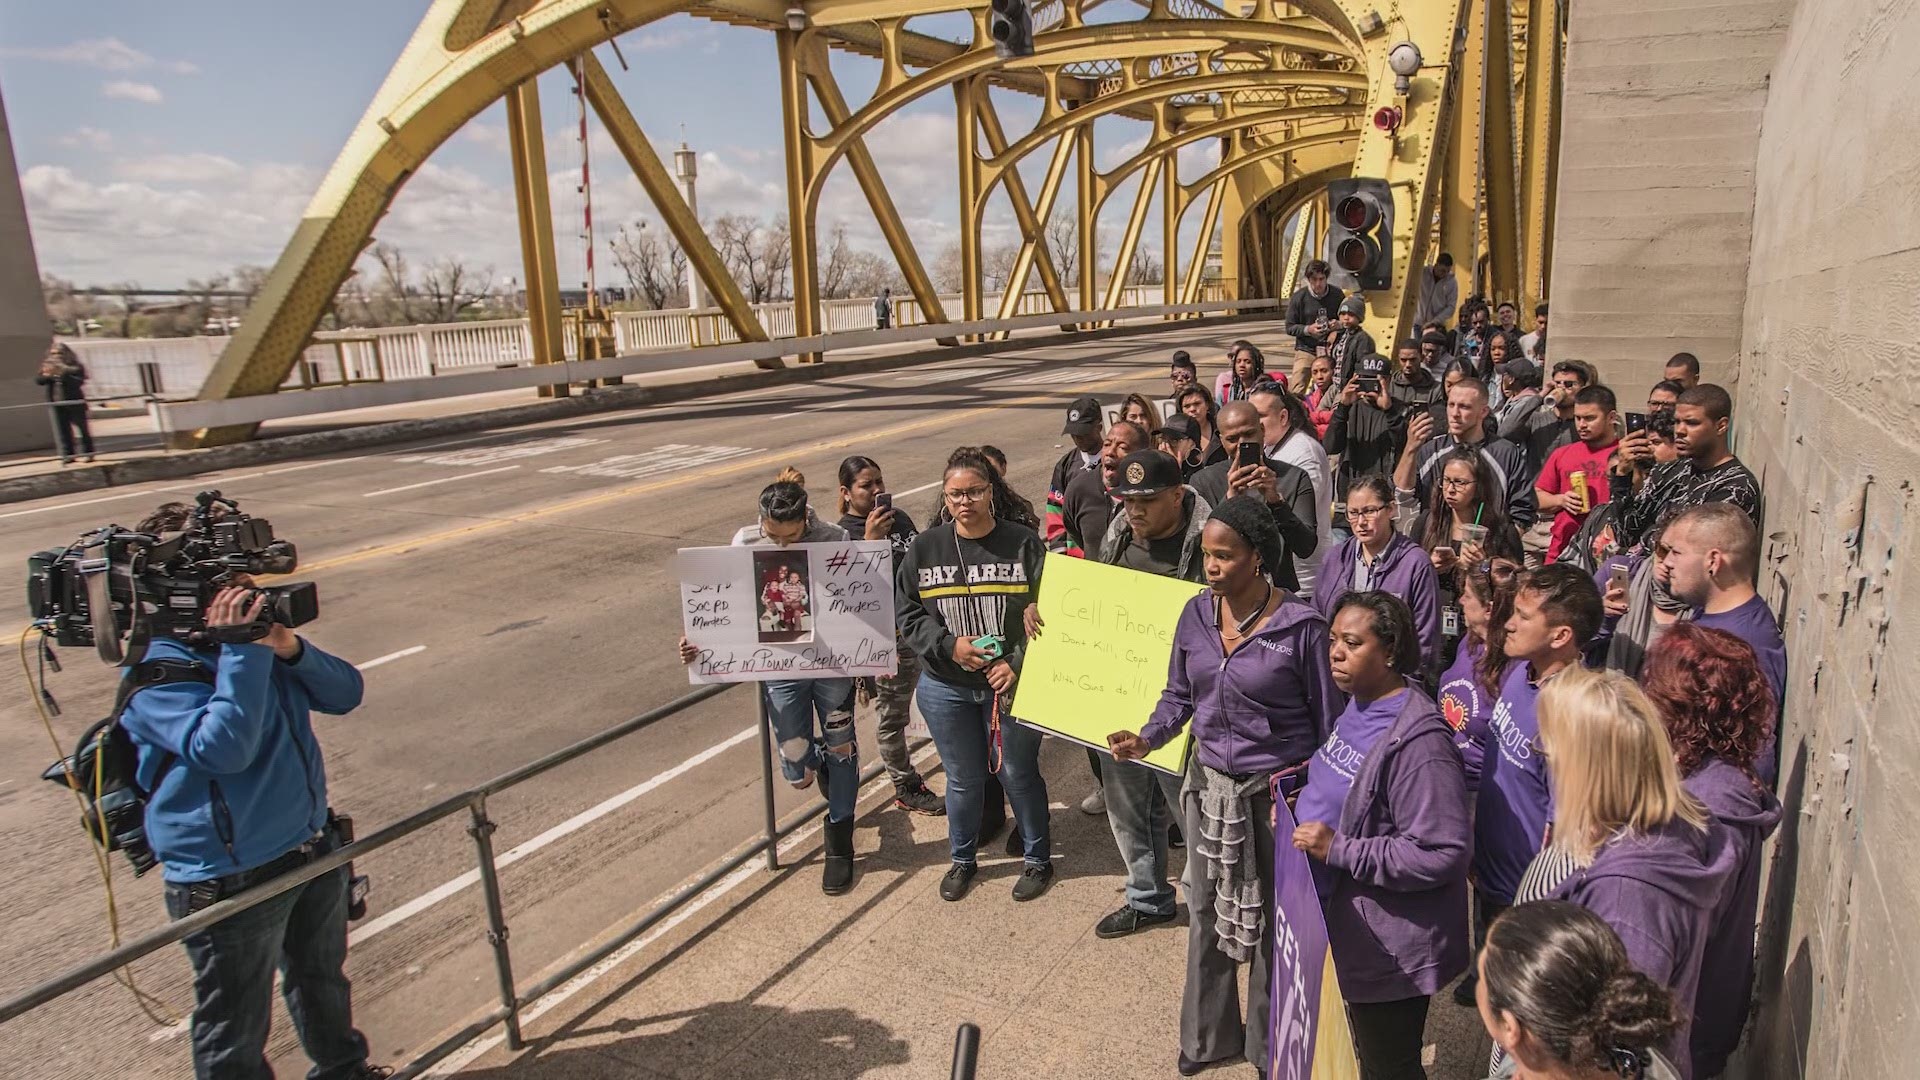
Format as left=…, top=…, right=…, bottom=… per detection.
left=0, top=457, right=370, bottom=521
left=387, top=432, right=521, bottom=455
left=346, top=724, right=762, bottom=947
left=361, top=465, right=520, bottom=498
left=0, top=489, right=166, bottom=520
left=205, top=457, right=369, bottom=485
left=428, top=740, right=943, bottom=1076
left=893, top=479, right=942, bottom=498
left=356, top=645, right=426, bottom=671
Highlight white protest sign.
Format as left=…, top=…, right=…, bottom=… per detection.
left=677, top=539, right=898, bottom=683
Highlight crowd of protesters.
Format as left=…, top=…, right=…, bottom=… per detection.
left=675, top=255, right=1783, bottom=1080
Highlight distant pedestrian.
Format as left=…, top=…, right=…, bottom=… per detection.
left=37, top=341, right=95, bottom=464
left=1415, top=253, right=1459, bottom=331
left=874, top=287, right=893, bottom=329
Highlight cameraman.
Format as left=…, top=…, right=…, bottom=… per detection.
left=118, top=503, right=386, bottom=1080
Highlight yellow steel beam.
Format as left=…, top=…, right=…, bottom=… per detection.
left=1440, top=0, right=1489, bottom=295
left=577, top=52, right=774, bottom=362
left=1281, top=194, right=1314, bottom=297
left=1163, top=150, right=1179, bottom=307
left=507, top=77, right=569, bottom=399
left=1076, top=120, right=1097, bottom=313
left=1180, top=177, right=1226, bottom=304
left=803, top=36, right=951, bottom=329
left=976, top=95, right=1071, bottom=317
left=992, top=127, right=1079, bottom=323
left=1517, top=0, right=1562, bottom=309
left=777, top=30, right=822, bottom=362
left=1482, top=0, right=1521, bottom=303
left=184, top=0, right=691, bottom=446
left=955, top=76, right=985, bottom=325
left=1102, top=156, right=1163, bottom=311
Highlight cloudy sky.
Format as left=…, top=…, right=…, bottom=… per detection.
left=1, top=3, right=1211, bottom=292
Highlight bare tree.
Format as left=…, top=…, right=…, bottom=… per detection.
left=713, top=214, right=793, bottom=303
left=419, top=257, right=494, bottom=322
left=1125, top=248, right=1164, bottom=287
left=821, top=223, right=854, bottom=299
left=370, top=243, right=416, bottom=325
left=608, top=219, right=687, bottom=309
left=1044, top=207, right=1110, bottom=289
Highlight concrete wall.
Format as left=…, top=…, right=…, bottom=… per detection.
left=1546, top=0, right=1793, bottom=395
left=1733, top=0, right=1920, bottom=1076
left=0, top=81, right=52, bottom=454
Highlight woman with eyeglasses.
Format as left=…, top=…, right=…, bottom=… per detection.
left=1177, top=386, right=1227, bottom=470
left=1436, top=564, right=1518, bottom=794
left=1313, top=475, right=1443, bottom=676
left=678, top=467, right=861, bottom=894
left=1532, top=669, right=1736, bottom=1078
left=1108, top=495, right=1342, bottom=1076
left=895, top=448, right=1052, bottom=903
left=1474, top=901, right=1684, bottom=1080
left=1293, top=591, right=1471, bottom=1080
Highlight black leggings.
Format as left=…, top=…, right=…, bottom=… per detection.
left=1347, top=995, right=1431, bottom=1080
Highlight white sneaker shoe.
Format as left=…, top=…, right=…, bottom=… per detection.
left=1079, top=787, right=1106, bottom=815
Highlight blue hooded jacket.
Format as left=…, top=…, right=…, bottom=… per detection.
left=119, top=637, right=364, bottom=883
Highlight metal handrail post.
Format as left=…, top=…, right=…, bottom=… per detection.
left=756, top=684, right=779, bottom=871
left=950, top=1023, right=981, bottom=1080
left=466, top=797, right=523, bottom=1050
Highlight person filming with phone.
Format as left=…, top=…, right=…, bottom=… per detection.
left=115, top=501, right=386, bottom=1080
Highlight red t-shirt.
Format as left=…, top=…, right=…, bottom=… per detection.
left=1537, top=438, right=1619, bottom=560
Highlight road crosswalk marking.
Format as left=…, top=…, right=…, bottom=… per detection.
left=988, top=366, right=1107, bottom=386
left=541, top=444, right=762, bottom=480
left=392, top=436, right=606, bottom=467
left=887, top=366, right=1015, bottom=385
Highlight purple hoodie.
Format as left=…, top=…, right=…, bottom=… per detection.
left=1312, top=531, right=1444, bottom=671
left=1684, top=757, right=1782, bottom=1079
left=1473, top=662, right=1555, bottom=903
left=1317, top=688, right=1472, bottom=1003
left=1141, top=592, right=1346, bottom=778
left=1693, top=594, right=1787, bottom=785
left=1434, top=640, right=1501, bottom=793
left=1551, top=817, right=1739, bottom=1080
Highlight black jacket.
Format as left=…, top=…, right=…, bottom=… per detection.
left=1284, top=285, right=1344, bottom=354
left=1188, top=457, right=1319, bottom=592
left=1407, top=433, right=1538, bottom=529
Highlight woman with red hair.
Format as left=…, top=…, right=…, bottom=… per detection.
left=1640, top=623, right=1781, bottom=1079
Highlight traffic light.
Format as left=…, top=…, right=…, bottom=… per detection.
left=989, top=0, right=1035, bottom=59
left=1323, top=178, right=1393, bottom=291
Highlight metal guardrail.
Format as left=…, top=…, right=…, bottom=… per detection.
left=0, top=678, right=904, bottom=1078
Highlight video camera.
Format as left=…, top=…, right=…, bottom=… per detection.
left=27, top=490, right=317, bottom=663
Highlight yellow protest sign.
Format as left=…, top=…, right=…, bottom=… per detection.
left=1011, top=553, right=1202, bottom=775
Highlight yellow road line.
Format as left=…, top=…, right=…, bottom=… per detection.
left=299, top=369, right=1152, bottom=576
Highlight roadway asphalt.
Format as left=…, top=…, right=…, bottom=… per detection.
left=0, top=325, right=1240, bottom=1076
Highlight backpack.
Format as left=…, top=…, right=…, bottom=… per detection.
left=42, top=658, right=214, bottom=876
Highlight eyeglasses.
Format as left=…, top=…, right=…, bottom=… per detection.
left=1441, top=476, right=1475, bottom=490
left=1345, top=504, right=1391, bottom=520
left=944, top=487, right=990, bottom=504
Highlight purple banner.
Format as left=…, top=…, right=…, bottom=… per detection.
left=1267, top=797, right=1358, bottom=1080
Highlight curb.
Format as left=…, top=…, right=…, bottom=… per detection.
left=0, top=314, right=1270, bottom=507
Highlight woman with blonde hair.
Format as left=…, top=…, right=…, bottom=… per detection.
left=1121, top=392, right=1163, bottom=437
left=1534, top=668, right=1735, bottom=1079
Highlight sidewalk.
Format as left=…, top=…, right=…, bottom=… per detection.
left=1, top=313, right=1257, bottom=503
left=436, top=738, right=1492, bottom=1080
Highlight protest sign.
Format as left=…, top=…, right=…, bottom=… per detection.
left=677, top=540, right=897, bottom=683
left=1268, top=798, right=1362, bottom=1080
left=1009, top=552, right=1200, bottom=775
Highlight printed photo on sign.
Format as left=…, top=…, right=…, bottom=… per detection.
left=753, top=550, right=813, bottom=643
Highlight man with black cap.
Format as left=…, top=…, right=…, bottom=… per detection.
left=1326, top=294, right=1376, bottom=388
left=1046, top=395, right=1105, bottom=554
left=1060, top=449, right=1212, bottom=938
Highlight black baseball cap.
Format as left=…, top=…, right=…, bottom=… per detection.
left=1063, top=395, right=1102, bottom=436
left=1158, top=414, right=1200, bottom=443
left=1110, top=450, right=1183, bottom=497
left=1496, top=356, right=1541, bottom=389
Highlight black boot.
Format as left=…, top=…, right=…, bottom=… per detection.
left=822, top=818, right=856, bottom=895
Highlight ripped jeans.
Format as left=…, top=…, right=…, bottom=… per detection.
left=763, top=678, right=859, bottom=824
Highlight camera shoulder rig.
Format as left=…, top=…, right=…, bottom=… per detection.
left=42, top=657, right=215, bottom=876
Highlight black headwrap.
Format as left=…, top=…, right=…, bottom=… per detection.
left=1207, top=495, right=1286, bottom=583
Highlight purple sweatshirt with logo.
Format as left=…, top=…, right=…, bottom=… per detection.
left=1140, top=593, right=1345, bottom=777
left=1312, top=531, right=1444, bottom=671
left=1684, top=757, right=1782, bottom=1079
left=1550, top=817, right=1739, bottom=1080
left=1434, top=640, right=1501, bottom=792
left=1473, top=662, right=1553, bottom=903
left=1316, top=688, right=1473, bottom=1003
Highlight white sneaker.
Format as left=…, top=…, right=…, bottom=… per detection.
left=1079, top=787, right=1106, bottom=815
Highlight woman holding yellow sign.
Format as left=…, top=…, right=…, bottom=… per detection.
left=1109, top=494, right=1342, bottom=1077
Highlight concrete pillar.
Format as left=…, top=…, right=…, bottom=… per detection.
left=674, top=142, right=708, bottom=312
left=0, top=82, right=53, bottom=454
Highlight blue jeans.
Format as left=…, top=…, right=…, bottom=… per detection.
left=917, top=674, right=1051, bottom=867
left=163, top=841, right=369, bottom=1080
left=1104, top=758, right=1185, bottom=915
left=763, top=677, right=858, bottom=824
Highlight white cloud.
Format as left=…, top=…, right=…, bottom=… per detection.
left=631, top=29, right=696, bottom=51
left=461, top=122, right=510, bottom=153
left=3, top=37, right=196, bottom=74
left=114, top=153, right=246, bottom=184
left=101, top=80, right=163, bottom=105
left=56, top=126, right=114, bottom=152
